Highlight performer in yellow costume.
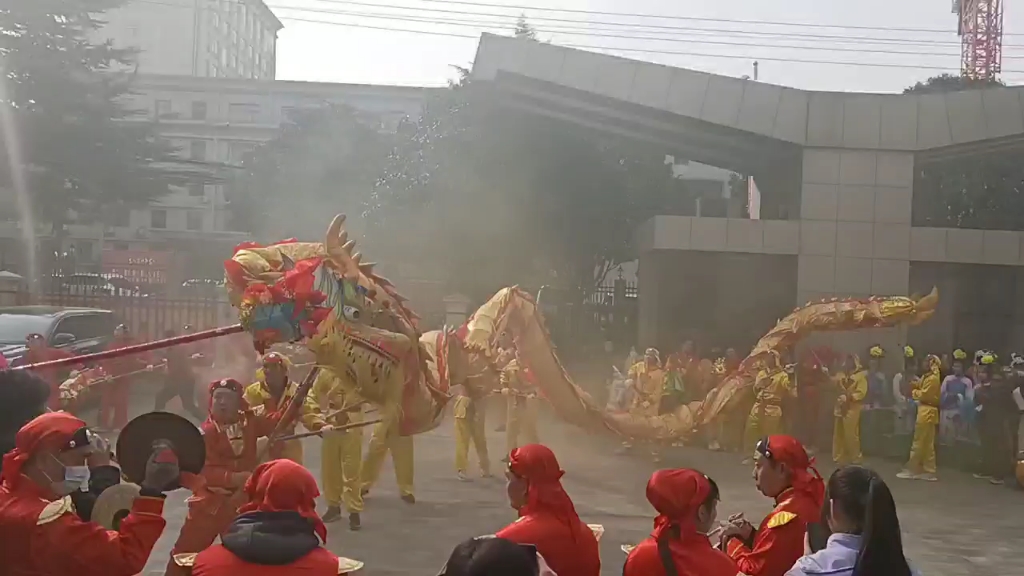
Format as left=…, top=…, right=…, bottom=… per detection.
left=313, top=367, right=366, bottom=530
left=243, top=352, right=324, bottom=464
left=898, top=354, right=942, bottom=481
left=502, top=350, right=540, bottom=457
left=454, top=383, right=492, bottom=481
left=742, top=352, right=794, bottom=464
left=360, top=408, right=416, bottom=504
left=832, top=354, right=868, bottom=464
left=619, top=348, right=666, bottom=460
left=628, top=348, right=665, bottom=418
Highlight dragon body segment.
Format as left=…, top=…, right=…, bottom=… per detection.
left=461, top=287, right=939, bottom=442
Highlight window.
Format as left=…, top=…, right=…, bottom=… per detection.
left=191, top=100, right=207, bottom=120
left=189, top=140, right=207, bottom=160
left=155, top=99, right=172, bottom=119
left=150, top=209, right=167, bottom=229
left=228, top=103, right=260, bottom=123
left=53, top=313, right=115, bottom=343
left=188, top=182, right=205, bottom=197
left=186, top=211, right=202, bottom=231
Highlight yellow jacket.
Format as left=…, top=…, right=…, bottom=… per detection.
left=500, top=359, right=537, bottom=397
left=834, top=369, right=868, bottom=416
left=753, top=369, right=792, bottom=406
left=912, top=369, right=941, bottom=424
left=244, top=380, right=324, bottom=432
left=310, top=368, right=365, bottom=427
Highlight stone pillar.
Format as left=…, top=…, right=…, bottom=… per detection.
left=442, top=293, right=472, bottom=328
left=798, top=147, right=914, bottom=357
left=637, top=252, right=662, bottom=350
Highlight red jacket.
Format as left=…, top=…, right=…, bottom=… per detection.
left=726, top=487, right=820, bottom=576
left=625, top=534, right=737, bottom=576
left=193, top=544, right=339, bottom=576
left=0, top=478, right=166, bottom=576
left=496, top=511, right=601, bottom=576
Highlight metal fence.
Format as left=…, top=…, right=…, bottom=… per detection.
left=16, top=290, right=235, bottom=341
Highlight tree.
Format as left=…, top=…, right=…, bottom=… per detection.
left=514, top=15, right=539, bottom=40
left=232, top=104, right=394, bottom=241
left=0, top=0, right=213, bottom=231
left=906, top=74, right=1024, bottom=229
left=370, top=71, right=682, bottom=301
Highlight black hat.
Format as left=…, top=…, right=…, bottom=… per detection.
left=116, top=412, right=205, bottom=485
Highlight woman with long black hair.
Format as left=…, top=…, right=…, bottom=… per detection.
left=786, top=465, right=915, bottom=576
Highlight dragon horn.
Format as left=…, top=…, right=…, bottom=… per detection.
left=352, top=252, right=362, bottom=265
left=325, top=214, right=359, bottom=280
left=358, top=262, right=376, bottom=274
left=342, top=240, right=356, bottom=253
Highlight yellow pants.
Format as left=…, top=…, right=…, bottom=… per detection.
left=321, top=429, right=364, bottom=513
left=905, top=421, right=937, bottom=474
left=505, top=397, right=539, bottom=456
left=832, top=405, right=864, bottom=464
left=743, top=405, right=782, bottom=457
left=361, top=414, right=414, bottom=497
left=455, top=411, right=490, bottom=475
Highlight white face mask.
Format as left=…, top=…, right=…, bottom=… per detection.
left=47, top=455, right=90, bottom=495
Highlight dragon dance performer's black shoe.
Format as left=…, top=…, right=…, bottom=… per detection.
left=349, top=512, right=361, bottom=531
left=322, top=505, right=343, bottom=523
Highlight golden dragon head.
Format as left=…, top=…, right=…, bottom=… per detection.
left=223, top=214, right=418, bottom=361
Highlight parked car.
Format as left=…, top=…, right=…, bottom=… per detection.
left=0, top=306, right=120, bottom=367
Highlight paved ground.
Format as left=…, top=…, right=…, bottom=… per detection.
left=78, top=395, right=1024, bottom=576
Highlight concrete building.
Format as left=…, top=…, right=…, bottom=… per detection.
left=94, top=0, right=281, bottom=79
left=0, top=75, right=438, bottom=289
left=472, top=33, right=1024, bottom=358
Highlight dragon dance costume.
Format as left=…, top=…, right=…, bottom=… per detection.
left=454, top=388, right=491, bottom=478
left=503, top=356, right=540, bottom=456
left=742, top=358, right=793, bottom=459
left=832, top=356, right=868, bottom=465
left=312, top=368, right=365, bottom=526
left=244, top=352, right=325, bottom=464
left=898, top=354, right=942, bottom=480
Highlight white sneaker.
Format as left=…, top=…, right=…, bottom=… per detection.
left=457, top=471, right=470, bottom=482
left=916, top=473, right=938, bottom=482
left=973, top=473, right=992, bottom=480
left=708, top=441, right=722, bottom=451
left=896, top=470, right=916, bottom=479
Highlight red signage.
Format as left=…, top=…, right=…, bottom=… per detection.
left=101, top=250, right=171, bottom=284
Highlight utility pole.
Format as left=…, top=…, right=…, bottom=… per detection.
left=753, top=61, right=759, bottom=81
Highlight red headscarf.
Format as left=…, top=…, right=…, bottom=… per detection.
left=207, top=378, right=245, bottom=415
left=646, top=469, right=713, bottom=540
left=508, top=444, right=585, bottom=541
left=763, top=435, right=825, bottom=509
left=237, top=459, right=328, bottom=543
left=1, top=412, right=86, bottom=488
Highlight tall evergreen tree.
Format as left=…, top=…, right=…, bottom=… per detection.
left=0, top=0, right=214, bottom=230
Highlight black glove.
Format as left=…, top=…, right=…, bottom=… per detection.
left=140, top=443, right=181, bottom=495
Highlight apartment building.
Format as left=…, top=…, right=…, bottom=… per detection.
left=94, top=0, right=282, bottom=79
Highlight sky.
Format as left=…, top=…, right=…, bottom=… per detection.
left=268, top=0, right=1024, bottom=92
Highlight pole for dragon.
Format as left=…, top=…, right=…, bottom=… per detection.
left=13, top=324, right=245, bottom=371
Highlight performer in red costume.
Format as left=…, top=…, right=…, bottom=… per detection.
left=24, top=333, right=78, bottom=410
left=100, top=324, right=152, bottom=431
left=0, top=411, right=178, bottom=576
left=191, top=459, right=350, bottom=576
left=496, top=444, right=600, bottom=576
left=720, top=434, right=825, bottom=576
left=165, top=378, right=285, bottom=576
left=624, top=468, right=737, bottom=576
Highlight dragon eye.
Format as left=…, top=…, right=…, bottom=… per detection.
left=343, top=306, right=361, bottom=321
